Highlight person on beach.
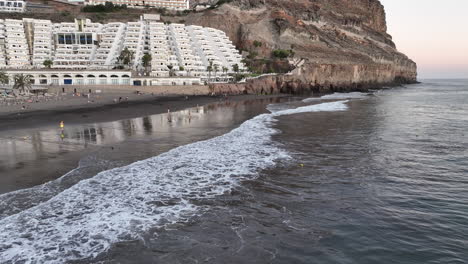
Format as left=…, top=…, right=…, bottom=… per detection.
left=167, top=109, right=172, bottom=123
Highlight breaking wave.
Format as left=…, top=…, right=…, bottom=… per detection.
left=0, top=100, right=349, bottom=263
left=302, top=92, right=369, bottom=103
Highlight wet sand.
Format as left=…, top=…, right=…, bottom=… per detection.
left=0, top=95, right=288, bottom=194
left=0, top=94, right=273, bottom=132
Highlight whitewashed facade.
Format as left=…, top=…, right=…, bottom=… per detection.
left=1, top=69, right=203, bottom=86
left=0, top=0, right=26, bottom=13
left=86, top=0, right=189, bottom=10
left=0, top=17, right=246, bottom=81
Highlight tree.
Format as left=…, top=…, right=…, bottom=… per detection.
left=214, top=64, right=219, bottom=80
left=167, top=65, right=175, bottom=77
left=233, top=64, right=240, bottom=82
left=142, top=53, right=152, bottom=75
left=104, top=1, right=115, bottom=10
left=43, top=59, right=53, bottom=69
left=118, top=48, right=134, bottom=68
left=207, top=60, right=213, bottom=82
left=13, top=74, right=33, bottom=94
left=0, top=71, right=9, bottom=85
left=233, top=64, right=239, bottom=74
left=222, top=66, right=228, bottom=77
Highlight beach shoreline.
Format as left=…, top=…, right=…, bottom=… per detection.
left=0, top=94, right=288, bottom=194
left=0, top=93, right=284, bottom=132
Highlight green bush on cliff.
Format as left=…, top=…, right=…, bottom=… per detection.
left=253, top=40, right=263, bottom=48
left=272, top=49, right=294, bottom=59
left=82, top=2, right=127, bottom=12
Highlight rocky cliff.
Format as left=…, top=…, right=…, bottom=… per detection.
left=186, top=0, right=417, bottom=94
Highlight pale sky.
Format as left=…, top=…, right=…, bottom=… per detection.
left=380, top=0, right=468, bottom=79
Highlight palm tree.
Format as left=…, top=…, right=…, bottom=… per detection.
left=167, top=65, right=175, bottom=77
left=0, top=71, right=9, bottom=86
left=142, top=53, right=152, bottom=75
left=13, top=74, right=33, bottom=94
left=43, top=59, right=53, bottom=69
left=214, top=64, right=219, bottom=80
left=233, top=64, right=240, bottom=82
left=222, top=66, right=228, bottom=78
left=207, top=60, right=213, bottom=83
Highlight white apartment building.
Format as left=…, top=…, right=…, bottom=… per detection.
left=0, top=20, right=6, bottom=67
left=3, top=19, right=30, bottom=68
left=0, top=16, right=246, bottom=82
left=86, top=0, right=189, bottom=10
left=0, top=0, right=26, bottom=13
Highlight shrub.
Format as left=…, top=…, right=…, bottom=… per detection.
left=81, top=2, right=127, bottom=12
left=272, top=49, right=293, bottom=59
left=253, top=40, right=263, bottom=48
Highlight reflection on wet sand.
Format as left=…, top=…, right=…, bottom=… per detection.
left=0, top=97, right=282, bottom=193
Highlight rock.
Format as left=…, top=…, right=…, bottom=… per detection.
left=185, top=0, right=417, bottom=93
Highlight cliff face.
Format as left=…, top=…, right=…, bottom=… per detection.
left=188, top=0, right=417, bottom=93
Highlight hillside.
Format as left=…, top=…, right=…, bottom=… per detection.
left=3, top=0, right=417, bottom=93
left=186, top=0, right=417, bottom=93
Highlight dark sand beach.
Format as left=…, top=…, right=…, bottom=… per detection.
left=1, top=81, right=468, bottom=263
left=0, top=94, right=288, bottom=194
left=0, top=93, right=259, bottom=131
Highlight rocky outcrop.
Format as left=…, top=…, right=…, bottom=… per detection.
left=188, top=0, right=417, bottom=94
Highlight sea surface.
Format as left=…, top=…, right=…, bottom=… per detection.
left=0, top=79, right=467, bottom=263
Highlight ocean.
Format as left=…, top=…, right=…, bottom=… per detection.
left=0, top=79, right=467, bottom=263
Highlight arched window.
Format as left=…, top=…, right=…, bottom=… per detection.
left=87, top=74, right=95, bottom=78
left=110, top=75, right=118, bottom=78
left=51, top=75, right=59, bottom=78
left=39, top=74, right=47, bottom=78
left=122, top=74, right=130, bottom=78
left=75, top=74, right=84, bottom=78
left=99, top=74, right=107, bottom=78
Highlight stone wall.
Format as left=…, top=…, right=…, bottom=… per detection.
left=45, top=85, right=210, bottom=95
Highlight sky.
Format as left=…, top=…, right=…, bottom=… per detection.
left=380, top=0, right=468, bottom=79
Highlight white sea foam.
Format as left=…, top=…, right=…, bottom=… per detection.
left=0, top=156, right=116, bottom=221
left=302, top=92, right=369, bottom=103
left=0, top=100, right=349, bottom=263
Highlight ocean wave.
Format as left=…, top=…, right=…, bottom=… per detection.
left=0, top=156, right=116, bottom=221
left=0, top=100, right=349, bottom=263
left=302, top=92, right=369, bottom=103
